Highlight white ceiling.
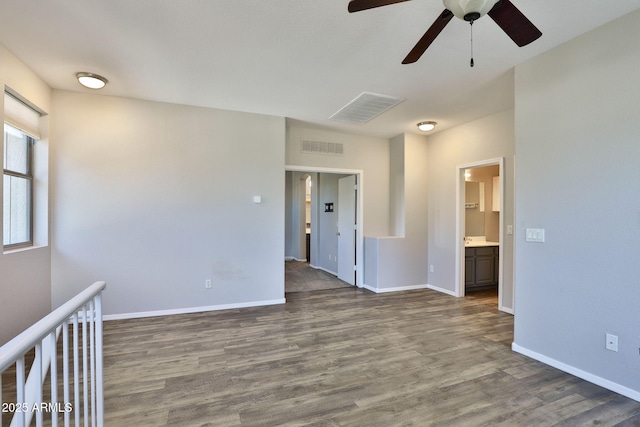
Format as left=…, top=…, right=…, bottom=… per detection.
left=1, top=1, right=639, bottom=138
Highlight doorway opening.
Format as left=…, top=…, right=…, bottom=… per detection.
left=455, top=158, right=507, bottom=311
left=285, top=166, right=364, bottom=292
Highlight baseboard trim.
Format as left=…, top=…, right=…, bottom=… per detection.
left=499, top=306, right=514, bottom=315
left=362, top=284, right=429, bottom=294
left=426, top=284, right=458, bottom=297
left=103, top=298, right=287, bottom=321
left=362, top=284, right=376, bottom=293
left=309, top=264, right=338, bottom=276
left=512, top=343, right=640, bottom=403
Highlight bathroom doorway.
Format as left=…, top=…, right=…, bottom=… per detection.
left=456, top=158, right=507, bottom=311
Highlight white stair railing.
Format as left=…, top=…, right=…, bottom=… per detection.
left=0, top=281, right=106, bottom=427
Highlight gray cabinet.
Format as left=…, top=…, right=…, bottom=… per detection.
left=465, top=246, right=498, bottom=292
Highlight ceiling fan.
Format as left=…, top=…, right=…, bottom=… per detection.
left=348, top=0, right=542, bottom=65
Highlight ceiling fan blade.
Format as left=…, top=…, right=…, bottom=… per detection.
left=488, top=0, right=542, bottom=47
left=348, top=0, right=411, bottom=13
left=402, top=9, right=454, bottom=64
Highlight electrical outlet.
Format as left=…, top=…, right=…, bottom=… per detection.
left=606, top=333, right=618, bottom=352
left=205, top=279, right=212, bottom=289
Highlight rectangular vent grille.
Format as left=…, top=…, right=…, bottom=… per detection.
left=301, top=140, right=344, bottom=156
left=330, top=92, right=405, bottom=124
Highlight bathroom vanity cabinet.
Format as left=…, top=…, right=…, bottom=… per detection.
left=465, top=245, right=499, bottom=292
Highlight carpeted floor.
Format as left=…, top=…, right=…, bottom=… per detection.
left=285, top=260, right=353, bottom=293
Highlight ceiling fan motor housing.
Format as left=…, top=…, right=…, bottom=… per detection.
left=443, top=0, right=500, bottom=21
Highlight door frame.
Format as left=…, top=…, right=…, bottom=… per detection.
left=337, top=174, right=357, bottom=285
left=286, top=165, right=364, bottom=288
left=455, top=157, right=507, bottom=311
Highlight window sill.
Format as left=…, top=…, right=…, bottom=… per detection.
left=3, top=244, right=48, bottom=255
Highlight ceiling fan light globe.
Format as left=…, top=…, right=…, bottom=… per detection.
left=443, top=0, right=500, bottom=21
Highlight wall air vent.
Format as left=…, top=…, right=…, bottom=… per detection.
left=330, top=92, right=405, bottom=124
left=301, top=140, right=344, bottom=156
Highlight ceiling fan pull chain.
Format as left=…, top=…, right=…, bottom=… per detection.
left=470, top=20, right=475, bottom=67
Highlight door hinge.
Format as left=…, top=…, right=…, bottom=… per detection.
left=353, top=224, right=357, bottom=230
left=354, top=184, right=358, bottom=191
left=353, top=265, right=357, bottom=271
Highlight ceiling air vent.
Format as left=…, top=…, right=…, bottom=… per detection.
left=301, top=140, right=344, bottom=156
left=330, top=92, right=404, bottom=124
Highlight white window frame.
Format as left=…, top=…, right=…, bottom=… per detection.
left=3, top=123, right=35, bottom=249
left=3, top=90, right=44, bottom=251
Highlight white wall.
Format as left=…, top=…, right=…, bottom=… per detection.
left=51, top=91, right=286, bottom=317
left=513, top=9, right=640, bottom=399
left=389, top=134, right=405, bottom=236
left=285, top=171, right=311, bottom=262
left=425, top=109, right=515, bottom=308
left=365, top=133, right=430, bottom=292
left=0, top=45, right=51, bottom=345
left=286, top=125, right=390, bottom=237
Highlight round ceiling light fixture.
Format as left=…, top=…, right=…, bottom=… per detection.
left=76, top=72, right=108, bottom=89
left=417, top=121, right=437, bottom=132
left=442, top=0, right=500, bottom=22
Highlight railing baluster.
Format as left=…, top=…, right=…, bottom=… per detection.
left=50, top=330, right=58, bottom=427
left=0, top=368, right=3, bottom=427
left=35, top=342, right=43, bottom=427
left=94, top=295, right=104, bottom=427
left=16, top=356, right=25, bottom=427
left=89, top=300, right=96, bottom=427
left=73, top=314, right=80, bottom=427
left=82, top=305, right=88, bottom=427
left=63, top=321, right=70, bottom=427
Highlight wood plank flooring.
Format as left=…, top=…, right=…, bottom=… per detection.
left=103, top=289, right=640, bottom=426
left=285, top=261, right=352, bottom=293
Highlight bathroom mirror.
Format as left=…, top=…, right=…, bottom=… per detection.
left=465, top=181, right=485, bottom=236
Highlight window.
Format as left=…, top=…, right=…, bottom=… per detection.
left=3, top=91, right=41, bottom=250
left=3, top=124, right=34, bottom=248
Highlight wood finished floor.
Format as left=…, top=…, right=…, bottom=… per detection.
left=103, top=289, right=640, bottom=426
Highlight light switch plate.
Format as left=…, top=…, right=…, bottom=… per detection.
left=525, top=228, right=545, bottom=243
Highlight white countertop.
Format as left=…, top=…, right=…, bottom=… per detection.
left=464, top=236, right=499, bottom=247
left=465, top=241, right=499, bottom=247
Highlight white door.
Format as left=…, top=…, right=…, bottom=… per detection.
left=338, top=175, right=356, bottom=285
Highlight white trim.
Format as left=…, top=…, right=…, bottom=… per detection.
left=512, top=343, right=640, bottom=403
left=511, top=154, right=517, bottom=315
left=500, top=306, right=514, bottom=315
left=426, top=284, right=458, bottom=297
left=362, top=284, right=376, bottom=293
left=363, top=284, right=429, bottom=294
left=310, top=264, right=338, bottom=277
left=285, top=165, right=364, bottom=289
left=103, top=299, right=286, bottom=321
left=455, top=158, right=506, bottom=310
left=285, top=257, right=307, bottom=262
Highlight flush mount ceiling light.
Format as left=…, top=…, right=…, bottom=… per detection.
left=76, top=72, right=108, bottom=89
left=417, top=121, right=437, bottom=132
